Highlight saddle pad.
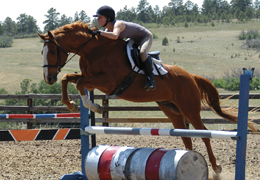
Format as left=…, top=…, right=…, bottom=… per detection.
left=126, top=40, right=168, bottom=76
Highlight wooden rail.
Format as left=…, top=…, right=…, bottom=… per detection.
left=0, top=93, right=260, bottom=126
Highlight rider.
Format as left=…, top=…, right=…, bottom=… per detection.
left=92, top=5, right=156, bottom=91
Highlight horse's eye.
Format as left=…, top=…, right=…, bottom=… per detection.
left=50, top=50, right=56, bottom=55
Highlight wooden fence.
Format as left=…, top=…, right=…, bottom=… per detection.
left=0, top=93, right=260, bottom=128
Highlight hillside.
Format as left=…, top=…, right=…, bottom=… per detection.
left=1, top=21, right=260, bottom=93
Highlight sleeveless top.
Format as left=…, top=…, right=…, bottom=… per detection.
left=116, top=21, right=151, bottom=44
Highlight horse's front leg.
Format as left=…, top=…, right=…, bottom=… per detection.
left=76, top=74, right=113, bottom=114
left=79, top=90, right=103, bottom=114
left=61, top=73, right=82, bottom=112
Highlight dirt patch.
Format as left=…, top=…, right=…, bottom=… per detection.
left=0, top=134, right=259, bottom=179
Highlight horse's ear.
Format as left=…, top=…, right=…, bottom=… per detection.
left=38, top=33, right=46, bottom=41
left=47, top=31, right=54, bottom=40
left=47, top=30, right=58, bottom=44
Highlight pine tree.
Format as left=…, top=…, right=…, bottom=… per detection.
left=43, top=8, right=60, bottom=32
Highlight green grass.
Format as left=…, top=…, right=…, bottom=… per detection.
left=0, top=38, right=81, bottom=93
left=149, top=21, right=260, bottom=78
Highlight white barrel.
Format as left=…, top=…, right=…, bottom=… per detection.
left=85, top=145, right=208, bottom=180
left=126, top=147, right=157, bottom=180
left=85, top=145, right=110, bottom=180
left=110, top=146, right=139, bottom=179
left=159, top=149, right=208, bottom=179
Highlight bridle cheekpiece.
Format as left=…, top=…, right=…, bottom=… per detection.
left=43, top=33, right=94, bottom=72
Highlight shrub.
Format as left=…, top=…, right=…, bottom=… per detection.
left=184, top=22, right=188, bottom=28
left=239, top=30, right=259, bottom=40
left=153, top=33, right=158, bottom=39
left=251, top=78, right=260, bottom=90
left=162, top=37, right=169, bottom=46
left=212, top=77, right=260, bottom=91
left=4, top=79, right=79, bottom=114
left=239, top=30, right=260, bottom=49
left=212, top=78, right=239, bottom=91
left=176, top=37, right=180, bottom=43
left=0, top=35, right=13, bottom=48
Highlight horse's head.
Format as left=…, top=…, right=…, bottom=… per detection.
left=38, top=31, right=69, bottom=85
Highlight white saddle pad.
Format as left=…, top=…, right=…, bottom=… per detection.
left=126, top=39, right=168, bottom=76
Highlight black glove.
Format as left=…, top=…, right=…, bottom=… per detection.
left=91, top=30, right=102, bottom=36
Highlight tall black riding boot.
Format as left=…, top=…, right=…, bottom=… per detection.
left=142, top=57, right=156, bottom=91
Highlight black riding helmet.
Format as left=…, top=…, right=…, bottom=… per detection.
left=93, top=6, right=115, bottom=27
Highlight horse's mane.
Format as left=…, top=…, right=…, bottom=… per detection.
left=52, top=21, right=125, bottom=46
left=53, top=21, right=98, bottom=37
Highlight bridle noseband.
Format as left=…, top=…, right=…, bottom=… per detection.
left=43, top=34, right=94, bottom=72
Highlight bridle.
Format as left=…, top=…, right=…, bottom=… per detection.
left=43, top=34, right=94, bottom=72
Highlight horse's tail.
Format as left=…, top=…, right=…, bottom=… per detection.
left=192, top=74, right=258, bottom=133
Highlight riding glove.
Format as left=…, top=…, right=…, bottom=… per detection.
left=91, top=30, right=102, bottom=36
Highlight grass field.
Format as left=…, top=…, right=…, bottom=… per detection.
left=149, top=21, right=260, bottom=78
left=1, top=21, right=260, bottom=127
left=1, top=21, right=260, bottom=93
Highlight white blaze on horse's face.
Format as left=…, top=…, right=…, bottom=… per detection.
left=42, top=45, right=49, bottom=81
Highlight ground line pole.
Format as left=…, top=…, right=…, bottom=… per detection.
left=235, top=74, right=250, bottom=180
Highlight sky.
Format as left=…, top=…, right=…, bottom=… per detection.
left=0, top=0, right=206, bottom=31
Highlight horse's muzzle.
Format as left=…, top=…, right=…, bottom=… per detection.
left=46, top=73, right=57, bottom=85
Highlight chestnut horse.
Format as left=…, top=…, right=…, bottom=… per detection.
left=38, top=22, right=257, bottom=174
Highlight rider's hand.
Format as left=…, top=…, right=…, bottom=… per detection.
left=91, top=30, right=102, bottom=36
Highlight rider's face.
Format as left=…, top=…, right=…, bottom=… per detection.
left=97, top=15, right=107, bottom=27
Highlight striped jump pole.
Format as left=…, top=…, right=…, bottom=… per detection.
left=0, top=113, right=80, bottom=119
left=85, top=126, right=238, bottom=140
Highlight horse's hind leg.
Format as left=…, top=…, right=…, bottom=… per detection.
left=157, top=101, right=222, bottom=174
left=185, top=113, right=222, bottom=174
left=156, top=101, right=192, bottom=150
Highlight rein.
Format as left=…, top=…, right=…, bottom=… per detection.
left=43, top=34, right=94, bottom=72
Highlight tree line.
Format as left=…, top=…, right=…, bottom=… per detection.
left=118, top=0, right=260, bottom=24
left=0, top=9, right=90, bottom=37
left=1, top=0, right=260, bottom=40
left=0, top=8, right=90, bottom=47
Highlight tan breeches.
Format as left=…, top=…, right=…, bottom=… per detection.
left=139, top=32, right=153, bottom=62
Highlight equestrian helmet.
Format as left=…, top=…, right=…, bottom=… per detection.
left=93, top=6, right=115, bottom=21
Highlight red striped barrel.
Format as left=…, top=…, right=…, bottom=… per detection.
left=85, top=145, right=208, bottom=180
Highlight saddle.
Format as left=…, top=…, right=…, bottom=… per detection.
left=109, top=39, right=168, bottom=97
left=126, top=39, right=168, bottom=76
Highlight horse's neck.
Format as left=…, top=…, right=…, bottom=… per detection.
left=79, top=35, right=126, bottom=56
left=60, top=33, right=117, bottom=54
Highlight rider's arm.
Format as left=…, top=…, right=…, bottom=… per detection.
left=100, top=21, right=124, bottom=40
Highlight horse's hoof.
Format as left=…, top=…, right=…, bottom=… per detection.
left=68, top=101, right=79, bottom=112
left=213, top=164, right=222, bottom=174
left=93, top=103, right=103, bottom=114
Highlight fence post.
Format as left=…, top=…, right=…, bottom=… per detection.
left=90, top=91, right=96, bottom=147
left=102, top=97, right=109, bottom=127
left=27, top=98, right=33, bottom=129
left=235, top=74, right=250, bottom=180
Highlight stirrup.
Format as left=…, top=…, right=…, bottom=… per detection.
left=146, top=84, right=156, bottom=91
left=144, top=77, right=156, bottom=91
